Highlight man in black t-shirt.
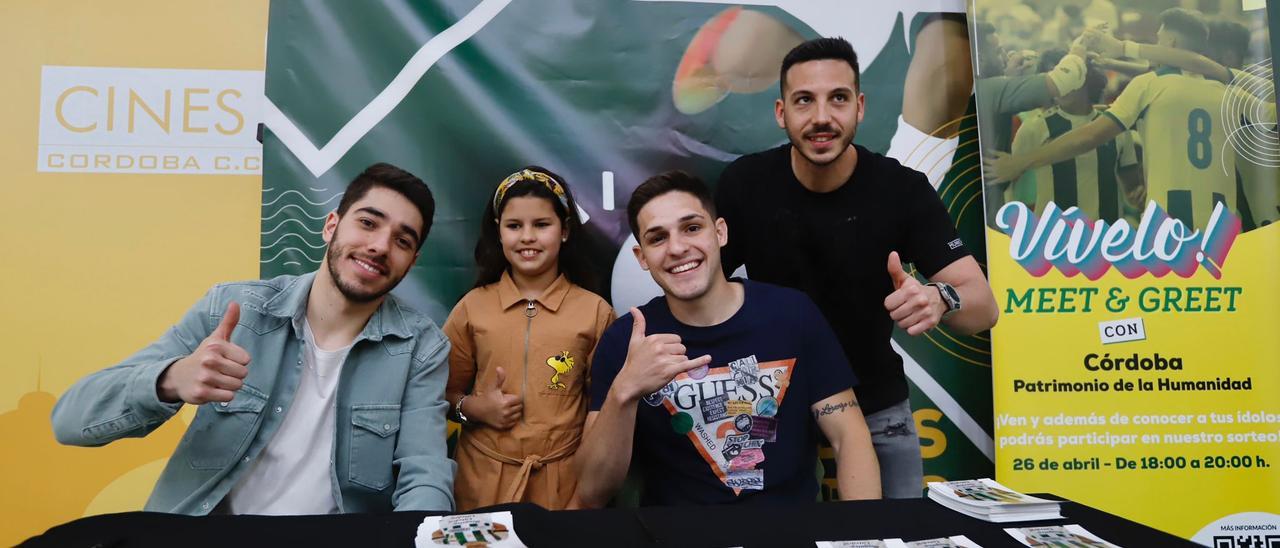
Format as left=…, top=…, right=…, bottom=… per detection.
left=715, top=37, right=999, bottom=498
left=575, top=171, right=880, bottom=507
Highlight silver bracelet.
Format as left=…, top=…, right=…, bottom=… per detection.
left=453, top=394, right=470, bottom=425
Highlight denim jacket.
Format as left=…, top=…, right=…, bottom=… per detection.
left=51, top=273, right=455, bottom=514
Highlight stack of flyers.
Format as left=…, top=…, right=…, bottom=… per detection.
left=1005, top=525, right=1120, bottom=547
left=927, top=478, right=1063, bottom=522
left=414, top=511, right=526, bottom=547
left=816, top=536, right=983, bottom=547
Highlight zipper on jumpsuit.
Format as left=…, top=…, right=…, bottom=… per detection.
left=522, top=299, right=536, bottom=425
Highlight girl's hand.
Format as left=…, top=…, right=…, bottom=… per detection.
left=464, top=366, right=523, bottom=429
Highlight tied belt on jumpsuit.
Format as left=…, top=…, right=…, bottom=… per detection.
left=463, top=432, right=582, bottom=503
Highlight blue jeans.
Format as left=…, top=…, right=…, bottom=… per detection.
left=865, top=399, right=924, bottom=498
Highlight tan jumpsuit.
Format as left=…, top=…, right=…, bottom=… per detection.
left=444, top=272, right=613, bottom=511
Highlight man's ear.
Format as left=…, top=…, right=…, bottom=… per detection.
left=632, top=243, right=649, bottom=272
left=322, top=211, right=340, bottom=243
left=715, top=217, right=728, bottom=248
left=775, top=98, right=786, bottom=129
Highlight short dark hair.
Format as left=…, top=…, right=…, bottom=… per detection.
left=336, top=163, right=435, bottom=249
left=1040, top=48, right=1107, bottom=103
left=1082, top=65, right=1107, bottom=104
left=780, top=37, right=860, bottom=96
left=1038, top=48, right=1065, bottom=73
left=472, top=165, right=596, bottom=291
left=1207, top=19, right=1250, bottom=66
left=1159, top=8, right=1210, bottom=54
left=627, top=170, right=716, bottom=240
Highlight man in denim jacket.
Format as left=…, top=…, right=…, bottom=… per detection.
left=52, top=163, right=455, bottom=514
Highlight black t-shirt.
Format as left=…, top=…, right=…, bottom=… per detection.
left=589, top=280, right=856, bottom=506
left=715, top=144, right=970, bottom=414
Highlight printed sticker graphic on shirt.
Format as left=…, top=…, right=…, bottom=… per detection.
left=645, top=355, right=795, bottom=494
left=544, top=351, right=575, bottom=390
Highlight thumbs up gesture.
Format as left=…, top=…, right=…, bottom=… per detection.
left=466, top=366, right=523, bottom=430
left=613, top=308, right=712, bottom=404
left=158, top=301, right=253, bottom=404
left=883, top=252, right=946, bottom=336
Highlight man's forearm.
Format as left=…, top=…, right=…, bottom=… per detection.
left=575, top=392, right=640, bottom=508
left=834, top=423, right=881, bottom=500
left=54, top=291, right=217, bottom=445
left=1095, top=58, right=1151, bottom=75
left=836, top=449, right=881, bottom=500
left=927, top=257, right=998, bottom=335
left=1025, top=118, right=1121, bottom=171
left=52, top=358, right=184, bottom=446
left=814, top=391, right=881, bottom=500
left=1136, top=43, right=1231, bottom=83
left=941, top=278, right=999, bottom=334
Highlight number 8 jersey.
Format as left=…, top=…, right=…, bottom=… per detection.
left=1103, top=68, right=1238, bottom=230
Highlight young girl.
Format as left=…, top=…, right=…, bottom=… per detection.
left=444, top=166, right=614, bottom=511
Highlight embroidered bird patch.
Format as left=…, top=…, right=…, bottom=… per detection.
left=545, top=351, right=574, bottom=390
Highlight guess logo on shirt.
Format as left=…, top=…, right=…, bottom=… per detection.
left=645, top=355, right=795, bottom=494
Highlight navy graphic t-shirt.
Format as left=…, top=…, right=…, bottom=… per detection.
left=589, top=280, right=857, bottom=506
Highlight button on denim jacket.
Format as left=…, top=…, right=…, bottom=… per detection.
left=51, top=273, right=456, bottom=514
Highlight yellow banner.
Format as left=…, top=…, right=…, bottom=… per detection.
left=0, top=1, right=266, bottom=544
left=990, top=219, right=1280, bottom=539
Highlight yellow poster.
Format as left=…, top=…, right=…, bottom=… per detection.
left=988, top=222, right=1280, bottom=539
left=972, top=0, right=1280, bottom=541
left=0, top=1, right=266, bottom=544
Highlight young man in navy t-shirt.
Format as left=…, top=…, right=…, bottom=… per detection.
left=575, top=171, right=880, bottom=507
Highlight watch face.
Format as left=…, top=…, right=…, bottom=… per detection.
left=934, top=283, right=960, bottom=311
left=942, top=284, right=960, bottom=310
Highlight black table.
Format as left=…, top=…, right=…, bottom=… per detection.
left=21, top=495, right=1195, bottom=547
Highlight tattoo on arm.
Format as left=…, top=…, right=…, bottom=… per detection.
left=813, top=399, right=860, bottom=420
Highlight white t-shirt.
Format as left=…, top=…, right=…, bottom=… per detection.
left=225, top=320, right=351, bottom=515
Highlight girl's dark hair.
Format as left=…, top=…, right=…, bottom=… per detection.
left=473, top=165, right=596, bottom=292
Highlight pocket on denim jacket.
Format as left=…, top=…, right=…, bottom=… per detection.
left=349, top=404, right=401, bottom=490
left=184, top=385, right=268, bottom=470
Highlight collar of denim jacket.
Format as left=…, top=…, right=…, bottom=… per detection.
left=260, top=272, right=416, bottom=342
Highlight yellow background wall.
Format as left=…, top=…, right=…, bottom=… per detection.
left=0, top=2, right=267, bottom=543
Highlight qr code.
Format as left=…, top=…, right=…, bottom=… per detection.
left=1213, top=535, right=1280, bottom=548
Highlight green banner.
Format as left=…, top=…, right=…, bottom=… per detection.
left=263, top=0, right=995, bottom=492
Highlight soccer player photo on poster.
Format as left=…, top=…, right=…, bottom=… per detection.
left=971, top=0, right=1280, bottom=543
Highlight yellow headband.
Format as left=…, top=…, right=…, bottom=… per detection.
left=493, top=168, right=570, bottom=213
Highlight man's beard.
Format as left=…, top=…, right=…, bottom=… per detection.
left=325, top=240, right=400, bottom=304
left=790, top=124, right=855, bottom=167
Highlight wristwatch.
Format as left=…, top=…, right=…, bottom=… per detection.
left=452, top=395, right=470, bottom=425
left=927, top=282, right=961, bottom=316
